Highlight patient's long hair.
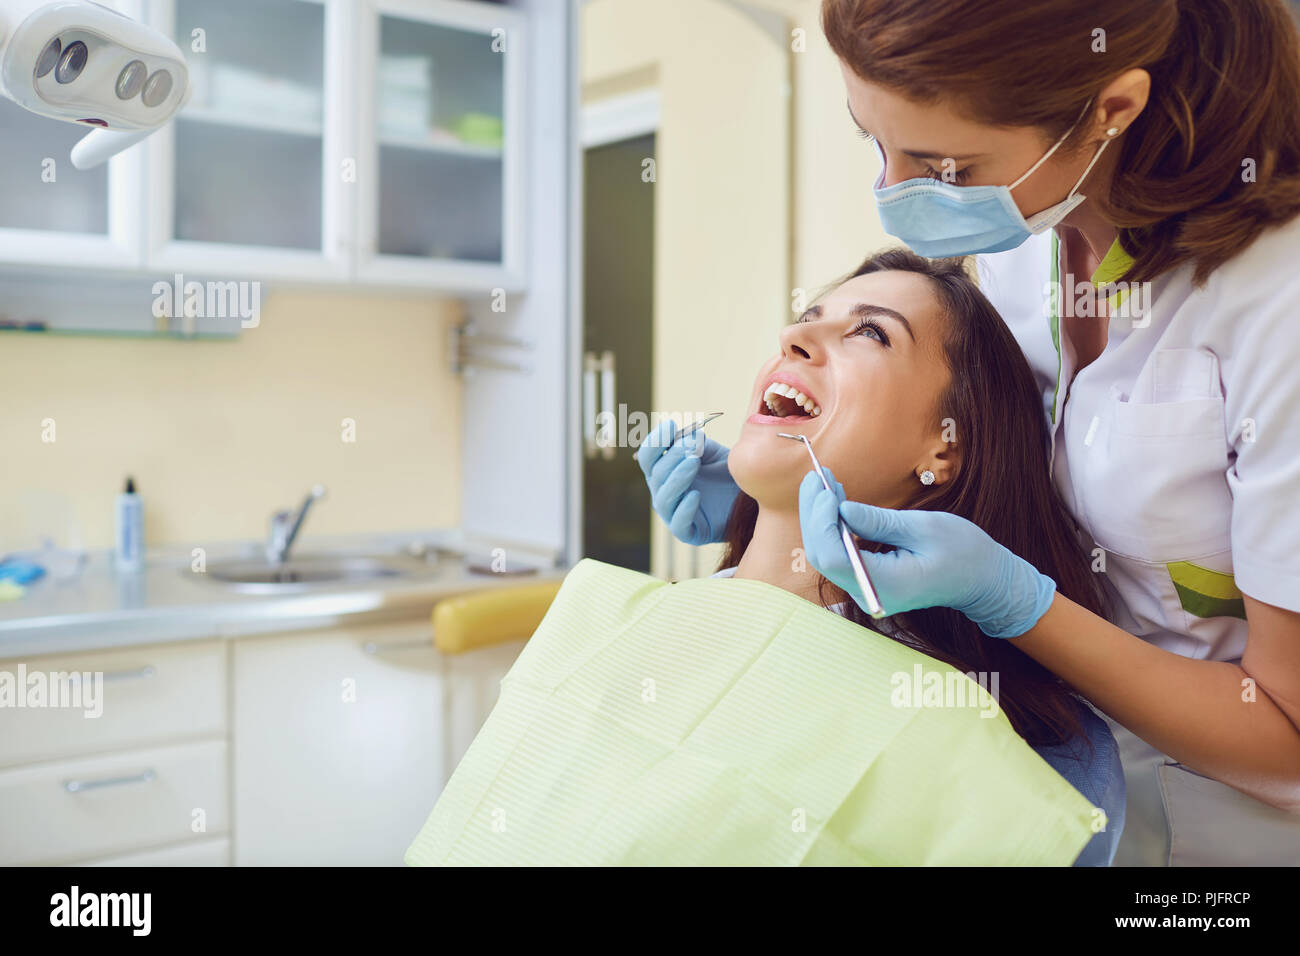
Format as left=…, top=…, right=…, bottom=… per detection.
left=715, top=249, right=1110, bottom=750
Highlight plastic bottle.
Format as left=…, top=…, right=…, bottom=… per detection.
left=114, top=476, right=143, bottom=571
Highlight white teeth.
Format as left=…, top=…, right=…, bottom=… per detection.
left=762, top=381, right=821, bottom=417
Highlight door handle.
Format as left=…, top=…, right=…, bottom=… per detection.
left=583, top=351, right=598, bottom=459
left=598, top=350, right=616, bottom=460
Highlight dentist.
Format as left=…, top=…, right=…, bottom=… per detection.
left=641, top=0, right=1300, bottom=865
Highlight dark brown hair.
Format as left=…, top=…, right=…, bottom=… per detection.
left=715, top=249, right=1110, bottom=749
left=822, top=0, right=1300, bottom=287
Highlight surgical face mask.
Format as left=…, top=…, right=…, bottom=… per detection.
left=871, top=101, right=1111, bottom=258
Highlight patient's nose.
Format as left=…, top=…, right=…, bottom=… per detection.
left=779, top=321, right=820, bottom=361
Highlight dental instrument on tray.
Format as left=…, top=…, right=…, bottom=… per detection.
left=634, top=411, right=724, bottom=458
left=0, top=0, right=190, bottom=169
left=779, top=432, right=888, bottom=619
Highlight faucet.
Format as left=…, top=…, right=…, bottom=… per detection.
left=266, top=484, right=326, bottom=565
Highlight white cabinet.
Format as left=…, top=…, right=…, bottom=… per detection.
left=0, top=639, right=227, bottom=770
left=145, top=0, right=352, bottom=280
left=355, top=0, right=527, bottom=290
left=0, top=739, right=229, bottom=866
left=0, top=0, right=531, bottom=290
left=0, top=639, right=229, bottom=866
left=0, top=619, right=526, bottom=865
left=231, top=619, right=524, bottom=865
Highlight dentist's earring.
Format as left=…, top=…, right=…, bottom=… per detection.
left=919, top=469, right=935, bottom=486
left=1106, top=127, right=1120, bottom=137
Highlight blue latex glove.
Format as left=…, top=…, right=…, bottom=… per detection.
left=797, top=468, right=1057, bottom=638
left=635, top=419, right=741, bottom=546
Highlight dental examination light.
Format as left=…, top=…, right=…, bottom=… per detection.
left=0, top=0, right=188, bottom=169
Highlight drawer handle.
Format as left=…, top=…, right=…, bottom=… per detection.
left=101, top=665, right=156, bottom=682
left=63, top=769, right=157, bottom=793
left=363, top=639, right=430, bottom=655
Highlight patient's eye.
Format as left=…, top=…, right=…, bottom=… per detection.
left=849, top=317, right=889, bottom=346
left=856, top=128, right=875, bottom=142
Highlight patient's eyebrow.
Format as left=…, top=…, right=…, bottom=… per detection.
left=845, top=100, right=984, bottom=162
left=797, top=302, right=916, bottom=343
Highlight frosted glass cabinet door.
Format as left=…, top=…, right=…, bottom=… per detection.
left=358, top=0, right=525, bottom=288
left=147, top=0, right=343, bottom=276
left=0, top=102, right=108, bottom=237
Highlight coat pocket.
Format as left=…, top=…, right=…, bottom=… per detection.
left=1158, top=760, right=1300, bottom=866
left=1076, top=393, right=1231, bottom=560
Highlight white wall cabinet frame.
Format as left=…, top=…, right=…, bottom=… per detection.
left=0, top=153, right=147, bottom=272
left=141, top=0, right=354, bottom=282
left=353, top=0, right=528, bottom=292
left=1, top=0, right=529, bottom=292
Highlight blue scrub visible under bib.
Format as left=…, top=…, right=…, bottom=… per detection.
left=1034, top=701, right=1126, bottom=866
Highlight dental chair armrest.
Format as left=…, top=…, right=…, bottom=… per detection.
left=432, top=579, right=564, bottom=655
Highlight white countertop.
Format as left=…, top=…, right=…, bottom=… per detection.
left=0, top=528, right=567, bottom=660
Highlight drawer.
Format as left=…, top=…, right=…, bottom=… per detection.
left=0, top=738, right=228, bottom=866
left=0, top=640, right=226, bottom=768
left=79, top=836, right=230, bottom=867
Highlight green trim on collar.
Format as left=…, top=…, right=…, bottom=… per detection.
left=1091, top=237, right=1135, bottom=309
left=1090, top=237, right=1134, bottom=285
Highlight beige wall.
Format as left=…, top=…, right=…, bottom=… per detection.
left=0, top=292, right=460, bottom=552
left=583, top=0, right=791, bottom=579
left=582, top=0, right=893, bottom=578
left=784, top=0, right=895, bottom=290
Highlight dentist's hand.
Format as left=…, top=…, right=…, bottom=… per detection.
left=636, top=419, right=741, bottom=546
left=798, top=469, right=1057, bottom=638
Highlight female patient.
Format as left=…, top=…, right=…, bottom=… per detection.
left=639, top=249, right=1125, bottom=866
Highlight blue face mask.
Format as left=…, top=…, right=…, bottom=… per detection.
left=871, top=101, right=1112, bottom=258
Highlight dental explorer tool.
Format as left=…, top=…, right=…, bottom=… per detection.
left=635, top=412, right=724, bottom=458
left=778, top=432, right=888, bottom=619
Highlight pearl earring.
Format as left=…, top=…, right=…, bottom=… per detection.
left=919, top=470, right=935, bottom=486
left=1107, top=126, right=1120, bottom=137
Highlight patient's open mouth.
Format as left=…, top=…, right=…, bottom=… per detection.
left=754, top=380, right=822, bottom=422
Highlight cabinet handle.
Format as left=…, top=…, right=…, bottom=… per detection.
left=101, top=665, right=156, bottom=682
left=363, top=639, right=431, bottom=655
left=63, top=769, right=157, bottom=793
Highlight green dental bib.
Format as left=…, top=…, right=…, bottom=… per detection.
left=405, top=559, right=1095, bottom=866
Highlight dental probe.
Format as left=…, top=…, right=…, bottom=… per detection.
left=635, top=411, right=724, bottom=457
left=778, top=432, right=888, bottom=619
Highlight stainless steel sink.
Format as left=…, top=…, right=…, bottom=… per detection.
left=198, top=551, right=451, bottom=593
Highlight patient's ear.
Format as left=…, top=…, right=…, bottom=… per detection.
left=920, top=430, right=961, bottom=486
